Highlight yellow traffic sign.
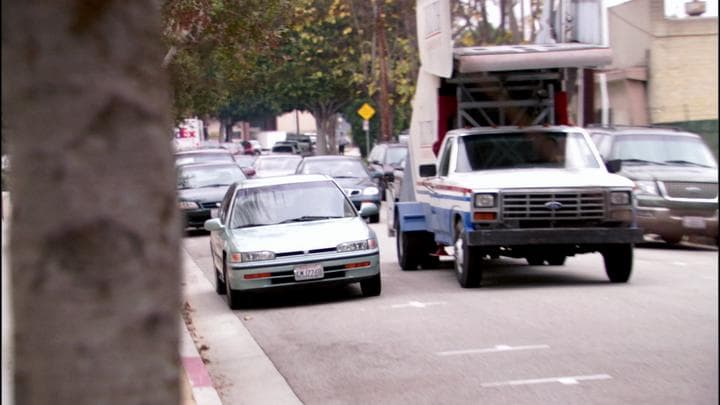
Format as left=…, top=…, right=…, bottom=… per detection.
left=357, top=103, right=376, bottom=121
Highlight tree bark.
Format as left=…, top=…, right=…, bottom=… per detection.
left=2, top=1, right=181, bottom=404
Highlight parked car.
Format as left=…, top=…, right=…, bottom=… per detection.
left=177, top=162, right=246, bottom=229
left=588, top=125, right=718, bottom=244
left=204, top=174, right=381, bottom=308
left=367, top=143, right=408, bottom=201
left=252, top=154, right=303, bottom=178
left=385, top=157, right=407, bottom=236
left=175, top=148, right=236, bottom=167
left=286, top=134, right=314, bottom=156
left=271, top=143, right=298, bottom=154
left=296, top=156, right=381, bottom=223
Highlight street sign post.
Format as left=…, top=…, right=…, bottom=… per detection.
left=357, top=103, right=376, bottom=156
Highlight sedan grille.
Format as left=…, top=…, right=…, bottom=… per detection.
left=502, top=191, right=606, bottom=221
left=200, top=202, right=220, bottom=209
left=661, top=181, right=717, bottom=200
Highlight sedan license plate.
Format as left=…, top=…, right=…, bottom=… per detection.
left=294, top=263, right=324, bottom=281
left=682, top=216, right=706, bottom=229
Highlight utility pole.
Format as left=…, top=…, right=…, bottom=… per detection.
left=376, top=0, right=392, bottom=142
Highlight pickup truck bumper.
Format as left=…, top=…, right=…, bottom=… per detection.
left=467, top=227, right=644, bottom=246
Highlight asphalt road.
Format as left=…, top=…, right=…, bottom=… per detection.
left=182, top=211, right=718, bottom=405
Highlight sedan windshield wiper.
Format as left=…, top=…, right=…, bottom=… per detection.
left=620, top=158, right=665, bottom=165
left=278, top=215, right=342, bottom=224
left=663, top=160, right=713, bottom=168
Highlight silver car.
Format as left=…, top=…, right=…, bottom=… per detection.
left=204, top=174, right=381, bottom=309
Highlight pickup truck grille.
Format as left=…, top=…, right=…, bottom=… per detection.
left=661, top=181, right=717, bottom=200
left=502, top=191, right=606, bottom=221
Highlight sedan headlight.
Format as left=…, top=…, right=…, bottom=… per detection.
left=474, top=193, right=496, bottom=208
left=178, top=201, right=199, bottom=210
left=362, top=186, right=379, bottom=196
left=337, top=239, right=377, bottom=252
left=634, top=180, right=659, bottom=196
left=229, top=251, right=275, bottom=263
left=610, top=191, right=632, bottom=205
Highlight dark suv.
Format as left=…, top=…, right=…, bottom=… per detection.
left=367, top=143, right=408, bottom=201
left=588, top=125, right=718, bottom=244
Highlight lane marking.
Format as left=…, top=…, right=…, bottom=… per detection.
left=390, top=300, right=447, bottom=309
left=437, top=344, right=550, bottom=356
left=481, top=374, right=612, bottom=388
left=672, top=261, right=687, bottom=267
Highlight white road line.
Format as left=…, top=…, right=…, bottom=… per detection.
left=672, top=261, right=687, bottom=267
left=481, top=374, right=612, bottom=388
left=390, top=300, right=447, bottom=309
left=437, top=344, right=550, bottom=356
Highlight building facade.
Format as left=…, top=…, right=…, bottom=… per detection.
left=599, top=0, right=718, bottom=151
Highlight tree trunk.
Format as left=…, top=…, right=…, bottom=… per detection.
left=2, top=1, right=181, bottom=404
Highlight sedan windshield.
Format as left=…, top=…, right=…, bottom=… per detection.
left=456, top=131, right=601, bottom=171
left=610, top=134, right=717, bottom=168
left=297, top=159, right=370, bottom=178
left=177, top=165, right=245, bottom=189
left=230, top=181, right=356, bottom=228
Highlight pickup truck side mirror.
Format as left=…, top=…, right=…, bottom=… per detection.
left=605, top=159, right=622, bottom=173
left=419, top=164, right=437, bottom=177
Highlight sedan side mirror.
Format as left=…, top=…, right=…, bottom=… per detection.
left=605, top=159, right=622, bottom=173
left=204, top=218, right=224, bottom=232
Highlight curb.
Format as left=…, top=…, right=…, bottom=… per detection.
left=180, top=321, right=223, bottom=405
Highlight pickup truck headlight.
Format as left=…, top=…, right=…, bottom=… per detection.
left=337, top=239, right=377, bottom=252
left=230, top=251, right=275, bottom=263
left=474, top=193, right=496, bottom=208
left=362, top=186, right=379, bottom=196
left=610, top=191, right=632, bottom=205
left=634, top=180, right=659, bottom=196
left=178, top=201, right=199, bottom=210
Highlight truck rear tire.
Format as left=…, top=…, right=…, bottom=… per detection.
left=454, top=221, right=482, bottom=287
left=602, top=244, right=633, bottom=283
left=397, top=230, right=421, bottom=270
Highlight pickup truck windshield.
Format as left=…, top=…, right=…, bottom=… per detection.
left=456, top=131, right=601, bottom=171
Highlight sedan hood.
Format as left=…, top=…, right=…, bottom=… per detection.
left=620, top=164, right=718, bottom=183
left=178, top=185, right=230, bottom=203
left=229, top=217, right=373, bottom=253
left=448, top=168, right=634, bottom=189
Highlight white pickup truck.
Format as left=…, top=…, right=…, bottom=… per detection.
left=393, top=126, right=644, bottom=287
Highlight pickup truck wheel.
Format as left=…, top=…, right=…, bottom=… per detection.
left=397, top=231, right=421, bottom=270
left=454, top=221, right=482, bottom=287
left=602, top=244, right=633, bottom=283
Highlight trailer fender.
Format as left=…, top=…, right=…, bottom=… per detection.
left=396, top=202, right=429, bottom=233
